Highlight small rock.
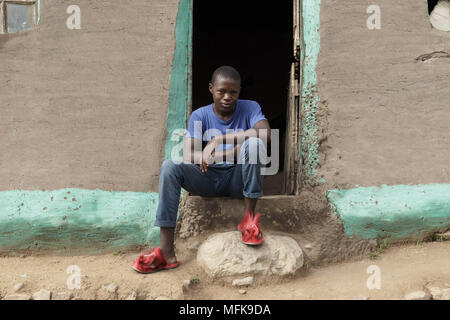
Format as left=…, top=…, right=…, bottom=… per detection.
left=33, top=289, right=52, bottom=300
left=51, top=292, right=73, bottom=300
left=13, top=282, right=24, bottom=292
left=304, top=244, right=313, bottom=250
left=4, top=294, right=32, bottom=300
left=103, top=283, right=118, bottom=294
left=182, top=280, right=192, bottom=293
left=155, top=296, right=170, bottom=300
left=20, top=273, right=27, bottom=278
left=405, top=290, right=431, bottom=300
left=125, top=291, right=137, bottom=300
left=441, top=289, right=450, bottom=300
left=97, top=283, right=119, bottom=300
left=426, top=287, right=450, bottom=300
left=232, top=276, right=254, bottom=287
left=188, top=240, right=202, bottom=252
left=239, top=290, right=247, bottom=295
left=425, top=286, right=443, bottom=300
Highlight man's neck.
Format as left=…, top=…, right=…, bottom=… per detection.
left=213, top=103, right=236, bottom=121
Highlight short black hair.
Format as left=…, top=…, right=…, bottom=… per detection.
left=210, top=66, right=241, bottom=85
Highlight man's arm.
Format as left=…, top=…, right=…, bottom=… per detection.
left=212, top=119, right=271, bottom=163
left=185, top=120, right=271, bottom=171
left=183, top=137, right=203, bottom=164
left=213, top=119, right=271, bottom=146
left=200, top=119, right=271, bottom=170
left=212, top=144, right=241, bottom=163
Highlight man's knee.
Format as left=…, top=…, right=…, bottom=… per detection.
left=240, top=137, right=267, bottom=163
left=160, top=159, right=180, bottom=177
left=241, top=137, right=264, bottom=150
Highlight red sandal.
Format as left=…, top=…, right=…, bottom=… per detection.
left=131, top=248, right=180, bottom=274
left=238, top=211, right=264, bottom=246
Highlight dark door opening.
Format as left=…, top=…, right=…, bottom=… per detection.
left=192, top=0, right=294, bottom=195
left=428, top=0, right=439, bottom=14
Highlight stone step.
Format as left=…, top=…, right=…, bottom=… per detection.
left=177, top=194, right=304, bottom=238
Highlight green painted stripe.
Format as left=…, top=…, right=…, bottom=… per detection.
left=0, top=189, right=160, bottom=254
left=164, top=0, right=192, bottom=161
left=37, top=0, right=40, bottom=23
left=300, top=0, right=323, bottom=185
left=327, top=184, right=450, bottom=240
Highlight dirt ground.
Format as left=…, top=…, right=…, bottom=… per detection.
left=0, top=235, right=448, bottom=300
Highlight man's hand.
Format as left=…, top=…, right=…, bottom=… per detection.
left=200, top=137, right=219, bottom=172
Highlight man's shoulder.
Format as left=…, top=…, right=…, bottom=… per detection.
left=239, top=99, right=260, bottom=106
left=238, top=100, right=262, bottom=113
left=190, top=104, right=212, bottom=120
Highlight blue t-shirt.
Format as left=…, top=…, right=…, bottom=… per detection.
left=186, top=99, right=267, bottom=151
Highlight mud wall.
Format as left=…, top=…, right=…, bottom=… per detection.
left=316, top=0, right=450, bottom=190
left=0, top=0, right=179, bottom=193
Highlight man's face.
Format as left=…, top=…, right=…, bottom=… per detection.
left=209, top=76, right=241, bottom=113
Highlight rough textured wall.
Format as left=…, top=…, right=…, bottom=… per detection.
left=317, top=0, right=450, bottom=189
left=0, top=0, right=179, bottom=192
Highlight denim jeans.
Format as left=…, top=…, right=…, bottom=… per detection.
left=155, top=137, right=267, bottom=228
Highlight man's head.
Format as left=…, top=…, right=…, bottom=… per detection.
left=209, top=66, right=241, bottom=113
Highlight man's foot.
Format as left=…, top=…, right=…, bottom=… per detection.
left=164, top=255, right=178, bottom=266
left=131, top=248, right=180, bottom=274
left=238, top=211, right=264, bottom=246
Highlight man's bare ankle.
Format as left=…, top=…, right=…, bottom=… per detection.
left=162, top=251, right=177, bottom=264
left=161, top=248, right=177, bottom=262
left=165, top=256, right=178, bottom=264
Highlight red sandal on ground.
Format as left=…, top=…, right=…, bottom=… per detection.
left=131, top=247, right=180, bottom=274
left=238, top=211, right=264, bottom=246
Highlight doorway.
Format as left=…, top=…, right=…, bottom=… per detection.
left=192, top=0, right=298, bottom=195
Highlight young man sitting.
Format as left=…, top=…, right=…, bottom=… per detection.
left=132, top=66, right=271, bottom=273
